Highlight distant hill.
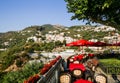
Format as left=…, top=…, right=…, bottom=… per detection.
left=0, top=24, right=67, bottom=48
left=0, top=24, right=120, bottom=72
left=0, top=24, right=119, bottom=49
left=0, top=24, right=67, bottom=71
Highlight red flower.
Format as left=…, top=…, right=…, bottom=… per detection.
left=24, top=80, right=28, bottom=83
left=50, top=59, right=57, bottom=65
left=25, top=74, right=40, bottom=83
left=88, top=54, right=94, bottom=57
left=40, top=67, right=48, bottom=75
left=57, top=56, right=62, bottom=60
left=44, top=63, right=52, bottom=69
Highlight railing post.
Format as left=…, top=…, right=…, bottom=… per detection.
left=55, top=70, right=58, bottom=83
left=106, top=67, right=108, bottom=74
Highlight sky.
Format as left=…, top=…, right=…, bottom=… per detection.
left=0, top=0, right=88, bottom=32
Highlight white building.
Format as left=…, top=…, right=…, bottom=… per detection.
left=94, top=25, right=116, bottom=32
left=45, top=33, right=75, bottom=43
left=27, top=36, right=41, bottom=42
left=3, top=42, right=9, bottom=46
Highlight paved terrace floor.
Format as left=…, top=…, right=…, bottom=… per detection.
left=63, top=54, right=120, bottom=83
left=95, top=66, right=120, bottom=83
left=49, top=50, right=120, bottom=83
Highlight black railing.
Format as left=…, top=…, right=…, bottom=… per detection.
left=99, top=64, right=120, bottom=75
left=37, top=58, right=63, bottom=83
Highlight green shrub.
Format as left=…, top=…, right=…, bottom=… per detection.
left=99, top=58, right=120, bottom=74
left=2, top=55, right=16, bottom=70
left=0, top=72, right=7, bottom=83
left=16, top=59, right=23, bottom=67
left=85, top=48, right=93, bottom=53
left=1, top=62, right=43, bottom=83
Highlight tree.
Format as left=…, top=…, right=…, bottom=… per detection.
left=55, top=41, right=63, bottom=47
left=65, top=0, right=120, bottom=30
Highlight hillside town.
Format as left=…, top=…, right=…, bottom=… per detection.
left=0, top=25, right=120, bottom=83
left=0, top=25, right=120, bottom=55
left=25, top=25, right=120, bottom=44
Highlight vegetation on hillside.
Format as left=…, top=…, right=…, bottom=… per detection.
left=0, top=62, right=43, bottom=83
left=0, top=40, right=64, bottom=71
left=68, top=25, right=109, bottom=40
left=0, top=24, right=119, bottom=70
left=0, top=24, right=120, bottom=82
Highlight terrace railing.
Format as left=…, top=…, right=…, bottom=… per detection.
left=99, top=64, right=120, bottom=75
left=37, top=58, right=63, bottom=83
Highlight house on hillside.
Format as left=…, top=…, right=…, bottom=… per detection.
left=26, top=36, right=41, bottom=42
left=28, top=53, right=40, bottom=59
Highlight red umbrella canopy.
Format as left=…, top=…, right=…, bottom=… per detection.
left=88, top=53, right=94, bottom=57
left=112, top=42, right=120, bottom=46
left=66, top=41, right=78, bottom=46
left=75, top=39, right=88, bottom=46
left=94, top=41, right=107, bottom=47
left=87, top=41, right=95, bottom=46
left=73, top=54, right=84, bottom=61
left=117, top=42, right=120, bottom=46
left=107, top=43, right=113, bottom=46
left=66, top=39, right=89, bottom=46
left=66, top=39, right=104, bottom=47
left=77, top=54, right=84, bottom=60
left=74, top=79, right=93, bottom=83
left=69, top=63, right=86, bottom=71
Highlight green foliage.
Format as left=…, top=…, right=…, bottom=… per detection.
left=55, top=41, right=63, bottom=47
left=1, top=62, right=43, bottom=83
left=20, top=51, right=29, bottom=58
left=65, top=0, right=120, bottom=30
left=63, top=40, right=66, bottom=45
left=2, top=55, right=16, bottom=70
left=69, top=46, right=78, bottom=50
left=97, top=52, right=120, bottom=59
left=0, top=43, right=27, bottom=70
left=103, top=49, right=111, bottom=54
left=100, top=58, right=120, bottom=66
left=68, top=25, right=108, bottom=40
left=85, top=48, right=93, bottom=53
left=28, top=39, right=34, bottom=43
left=0, top=72, right=6, bottom=83
left=16, top=59, right=23, bottom=67
left=38, top=24, right=58, bottom=35
left=99, top=58, right=120, bottom=74
left=24, top=41, right=64, bottom=52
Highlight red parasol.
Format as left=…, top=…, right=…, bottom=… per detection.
left=88, top=53, right=94, bottom=57
left=87, top=41, right=95, bottom=46
left=74, top=79, right=93, bottom=83
left=77, top=54, right=84, bottom=60
left=69, top=63, right=86, bottom=71
left=112, top=42, right=120, bottom=46
left=66, top=40, right=108, bottom=47
left=66, top=41, right=78, bottom=46
left=107, top=43, right=113, bottom=46
left=75, top=39, right=89, bottom=46
left=72, top=54, right=84, bottom=61
left=94, top=41, right=107, bottom=47
left=66, top=39, right=89, bottom=46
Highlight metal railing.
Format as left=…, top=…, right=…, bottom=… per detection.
left=99, top=64, right=120, bottom=75
left=37, top=58, right=63, bottom=83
